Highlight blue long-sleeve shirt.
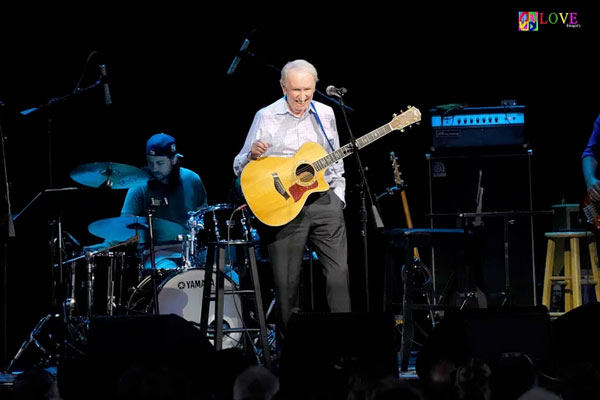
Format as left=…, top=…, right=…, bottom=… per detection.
left=582, top=114, right=600, bottom=160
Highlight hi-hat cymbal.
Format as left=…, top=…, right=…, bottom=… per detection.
left=88, top=216, right=187, bottom=244
left=70, top=162, right=149, bottom=189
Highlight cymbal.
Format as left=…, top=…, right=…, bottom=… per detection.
left=70, top=162, right=149, bottom=189
left=88, top=216, right=187, bottom=244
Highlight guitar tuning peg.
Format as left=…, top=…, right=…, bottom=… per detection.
left=407, top=105, right=412, bottom=109
left=400, top=129, right=405, bottom=132
left=393, top=113, right=397, bottom=118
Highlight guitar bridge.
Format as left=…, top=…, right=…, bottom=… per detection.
left=272, top=173, right=290, bottom=200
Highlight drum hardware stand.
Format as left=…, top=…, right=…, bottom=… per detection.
left=183, top=210, right=203, bottom=270
left=6, top=315, right=53, bottom=372
left=82, top=235, right=140, bottom=317
left=6, top=312, right=89, bottom=373
left=105, top=252, right=117, bottom=315
left=49, top=218, right=68, bottom=319
left=148, top=197, right=168, bottom=315
left=9, top=236, right=138, bottom=372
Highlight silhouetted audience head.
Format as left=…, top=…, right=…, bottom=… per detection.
left=517, top=386, right=561, bottom=400
left=368, top=376, right=424, bottom=400
left=116, top=363, right=192, bottom=400
left=454, top=358, right=491, bottom=400
left=490, top=354, right=537, bottom=399
left=347, top=370, right=423, bottom=400
left=559, top=361, right=600, bottom=399
left=12, top=367, right=62, bottom=400
left=233, top=365, right=279, bottom=400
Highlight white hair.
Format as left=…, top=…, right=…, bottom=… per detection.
left=280, top=59, right=319, bottom=86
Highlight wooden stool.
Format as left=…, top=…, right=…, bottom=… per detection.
left=200, top=240, right=271, bottom=369
left=542, top=231, right=600, bottom=317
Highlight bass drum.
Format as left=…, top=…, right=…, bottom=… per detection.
left=127, top=268, right=243, bottom=349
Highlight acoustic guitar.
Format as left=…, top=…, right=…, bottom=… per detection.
left=241, top=107, right=421, bottom=226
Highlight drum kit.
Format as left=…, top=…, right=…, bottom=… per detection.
left=70, top=162, right=258, bottom=329
left=8, top=161, right=263, bottom=371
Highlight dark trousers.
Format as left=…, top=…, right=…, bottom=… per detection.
left=264, top=190, right=351, bottom=331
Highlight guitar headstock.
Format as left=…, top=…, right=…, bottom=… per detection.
left=389, top=152, right=404, bottom=186
left=390, top=106, right=421, bottom=132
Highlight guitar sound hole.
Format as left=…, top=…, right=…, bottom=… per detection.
left=296, top=163, right=315, bottom=183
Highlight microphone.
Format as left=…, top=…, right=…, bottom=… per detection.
left=326, top=85, right=347, bottom=97
left=99, top=64, right=112, bottom=105
left=227, top=38, right=250, bottom=75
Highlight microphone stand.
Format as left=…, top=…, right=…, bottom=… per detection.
left=19, top=80, right=104, bottom=189
left=0, top=102, right=15, bottom=372
left=334, top=92, right=384, bottom=312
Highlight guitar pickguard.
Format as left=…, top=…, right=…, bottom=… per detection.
left=288, top=181, right=318, bottom=202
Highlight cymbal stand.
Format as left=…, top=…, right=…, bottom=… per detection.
left=84, top=251, right=94, bottom=319
left=49, top=218, right=68, bottom=321
left=6, top=315, right=53, bottom=372
left=65, top=260, right=77, bottom=320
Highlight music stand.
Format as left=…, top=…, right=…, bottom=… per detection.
left=456, top=210, right=554, bottom=306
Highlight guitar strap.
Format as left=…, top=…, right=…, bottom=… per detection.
left=310, top=102, right=335, bottom=152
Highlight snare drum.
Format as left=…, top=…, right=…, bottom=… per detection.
left=127, top=268, right=243, bottom=349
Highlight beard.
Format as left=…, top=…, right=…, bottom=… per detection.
left=147, top=164, right=181, bottom=191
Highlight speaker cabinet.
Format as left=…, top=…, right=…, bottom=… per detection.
left=426, top=151, right=536, bottom=306
left=58, top=314, right=215, bottom=400
left=552, top=302, right=600, bottom=370
left=416, top=306, right=555, bottom=395
left=281, top=312, right=398, bottom=390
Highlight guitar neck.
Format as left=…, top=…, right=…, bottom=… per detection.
left=313, top=123, right=395, bottom=171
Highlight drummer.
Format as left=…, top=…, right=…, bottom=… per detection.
left=121, top=133, right=208, bottom=270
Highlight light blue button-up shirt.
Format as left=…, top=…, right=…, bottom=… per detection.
left=234, top=97, right=346, bottom=205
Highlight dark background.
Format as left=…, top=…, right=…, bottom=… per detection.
left=0, top=3, right=597, bottom=367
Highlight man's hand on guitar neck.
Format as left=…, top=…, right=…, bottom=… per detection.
left=248, top=140, right=271, bottom=160
left=583, top=156, right=600, bottom=202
